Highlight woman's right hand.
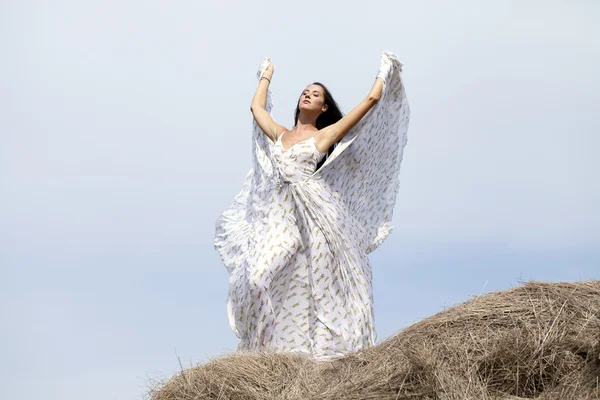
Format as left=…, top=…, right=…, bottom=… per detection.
left=264, top=62, right=274, bottom=79
left=258, top=57, right=274, bottom=80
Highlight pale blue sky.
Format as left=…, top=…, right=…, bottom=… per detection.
left=1, top=1, right=599, bottom=399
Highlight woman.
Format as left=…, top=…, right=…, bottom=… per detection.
left=215, top=52, right=410, bottom=359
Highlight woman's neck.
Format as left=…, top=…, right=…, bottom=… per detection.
left=295, top=113, right=318, bottom=133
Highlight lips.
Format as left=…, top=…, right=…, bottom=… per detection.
left=302, top=100, right=310, bottom=104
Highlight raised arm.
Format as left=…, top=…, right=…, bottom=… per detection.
left=318, top=77, right=384, bottom=148
left=250, top=61, right=286, bottom=143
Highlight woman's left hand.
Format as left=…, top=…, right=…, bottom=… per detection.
left=376, top=53, right=393, bottom=82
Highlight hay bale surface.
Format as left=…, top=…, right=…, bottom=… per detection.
left=149, top=281, right=600, bottom=400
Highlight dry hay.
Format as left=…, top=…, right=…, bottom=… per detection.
left=149, top=281, right=600, bottom=400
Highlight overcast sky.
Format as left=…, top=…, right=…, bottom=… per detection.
left=1, top=1, right=599, bottom=399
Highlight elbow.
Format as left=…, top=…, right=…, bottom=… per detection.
left=250, top=102, right=262, bottom=114
left=367, top=94, right=381, bottom=104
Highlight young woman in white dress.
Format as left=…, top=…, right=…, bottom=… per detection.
left=215, top=53, right=408, bottom=359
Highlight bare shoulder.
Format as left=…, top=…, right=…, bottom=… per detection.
left=273, top=124, right=289, bottom=140
left=314, top=126, right=337, bottom=153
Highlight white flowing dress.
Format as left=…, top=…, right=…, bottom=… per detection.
left=214, top=52, right=410, bottom=359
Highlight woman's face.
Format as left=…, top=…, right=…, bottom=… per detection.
left=298, top=84, right=328, bottom=114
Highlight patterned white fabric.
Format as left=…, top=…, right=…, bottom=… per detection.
left=214, top=52, right=410, bottom=359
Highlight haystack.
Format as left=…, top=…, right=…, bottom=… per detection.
left=149, top=281, right=600, bottom=399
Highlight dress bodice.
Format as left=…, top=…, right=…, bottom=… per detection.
left=272, top=132, right=326, bottom=183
